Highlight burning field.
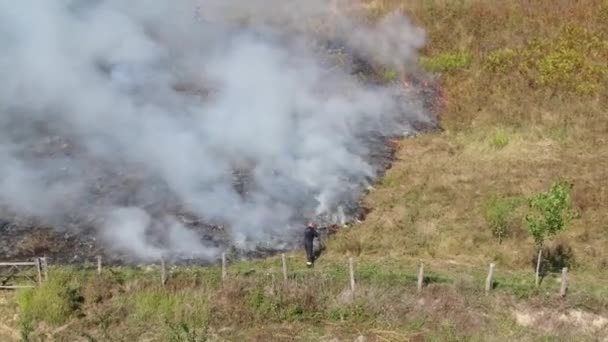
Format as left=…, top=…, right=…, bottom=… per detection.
left=0, top=0, right=439, bottom=264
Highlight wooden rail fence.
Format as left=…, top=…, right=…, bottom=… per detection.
left=0, top=258, right=45, bottom=289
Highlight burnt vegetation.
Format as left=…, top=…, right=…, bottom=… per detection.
left=0, top=39, right=442, bottom=265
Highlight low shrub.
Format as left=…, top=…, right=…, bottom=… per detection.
left=484, top=195, right=523, bottom=243
left=16, top=271, right=83, bottom=326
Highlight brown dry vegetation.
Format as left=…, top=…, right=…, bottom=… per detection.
left=332, top=0, right=608, bottom=271
left=3, top=0, right=608, bottom=340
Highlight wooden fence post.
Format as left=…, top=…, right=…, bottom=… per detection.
left=35, top=258, right=42, bottom=285
left=97, top=255, right=102, bottom=275
left=221, top=253, right=227, bottom=281
left=485, top=263, right=496, bottom=294
left=417, top=262, right=424, bottom=293
left=40, top=257, right=49, bottom=282
left=559, top=267, right=568, bottom=297
left=349, top=257, right=355, bottom=293
left=40, top=257, right=49, bottom=281
left=160, top=257, right=167, bottom=286
left=281, top=253, right=288, bottom=282
left=535, top=249, right=542, bottom=287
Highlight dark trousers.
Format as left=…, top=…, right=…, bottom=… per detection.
left=304, top=240, right=314, bottom=263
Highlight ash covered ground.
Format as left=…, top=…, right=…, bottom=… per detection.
left=0, top=1, right=439, bottom=264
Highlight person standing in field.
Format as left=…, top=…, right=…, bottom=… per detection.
left=304, top=222, right=319, bottom=267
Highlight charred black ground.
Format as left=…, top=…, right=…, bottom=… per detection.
left=0, top=42, right=441, bottom=265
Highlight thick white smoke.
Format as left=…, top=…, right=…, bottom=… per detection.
left=0, top=0, right=429, bottom=261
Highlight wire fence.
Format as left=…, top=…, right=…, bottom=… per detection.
left=0, top=253, right=574, bottom=299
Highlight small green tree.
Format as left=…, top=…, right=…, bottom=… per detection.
left=525, top=180, right=576, bottom=286
left=526, top=181, right=575, bottom=245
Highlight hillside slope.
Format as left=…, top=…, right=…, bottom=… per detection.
left=2, top=1, right=608, bottom=341
left=333, top=0, right=608, bottom=272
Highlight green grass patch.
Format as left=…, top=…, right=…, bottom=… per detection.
left=128, top=287, right=210, bottom=340
left=131, top=288, right=209, bottom=323
left=327, top=301, right=371, bottom=323
left=420, top=51, right=472, bottom=73
left=484, top=194, right=525, bottom=243
left=16, top=271, right=83, bottom=326
left=489, top=131, right=510, bottom=149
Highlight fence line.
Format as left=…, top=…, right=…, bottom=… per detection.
left=0, top=255, right=577, bottom=297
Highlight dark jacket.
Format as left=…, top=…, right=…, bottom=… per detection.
left=303, top=226, right=319, bottom=263
left=304, top=226, right=319, bottom=243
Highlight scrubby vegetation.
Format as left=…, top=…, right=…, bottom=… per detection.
left=526, top=181, right=576, bottom=248
left=347, top=0, right=608, bottom=273
left=484, top=194, right=523, bottom=243
left=2, top=0, right=608, bottom=340
left=2, top=259, right=608, bottom=341
left=16, top=272, right=84, bottom=324
left=420, top=51, right=472, bottom=73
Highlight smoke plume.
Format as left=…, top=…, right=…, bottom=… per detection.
left=0, top=0, right=429, bottom=261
